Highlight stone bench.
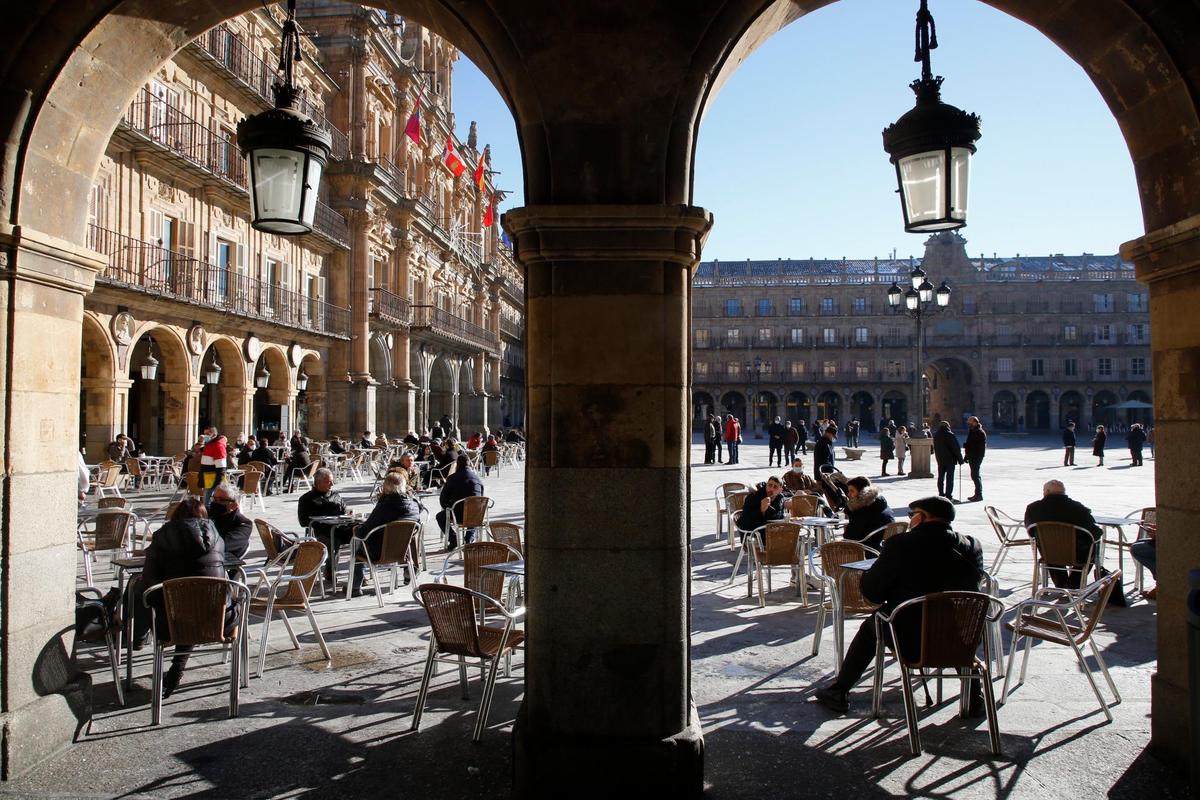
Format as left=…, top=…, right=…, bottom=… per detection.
left=843, top=448, right=866, bottom=461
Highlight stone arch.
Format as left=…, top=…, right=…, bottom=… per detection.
left=816, top=390, right=841, bottom=422
left=1025, top=390, right=1052, bottom=431
left=197, top=335, right=247, bottom=437
left=719, top=390, right=745, bottom=423
left=79, top=313, right=117, bottom=459
left=849, top=391, right=875, bottom=432
left=1092, top=389, right=1119, bottom=428
left=925, top=356, right=975, bottom=428
left=370, top=333, right=394, bottom=384
left=1059, top=390, right=1084, bottom=430
left=692, top=391, right=715, bottom=428
left=297, top=351, right=326, bottom=440
left=881, top=390, right=907, bottom=428
left=785, top=391, right=809, bottom=424
left=993, top=390, right=1018, bottom=431
left=125, top=324, right=189, bottom=455
left=751, top=389, right=777, bottom=436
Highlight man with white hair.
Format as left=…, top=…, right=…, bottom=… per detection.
left=1023, top=480, right=1110, bottom=594
left=208, top=483, right=252, bottom=560
left=298, top=468, right=353, bottom=585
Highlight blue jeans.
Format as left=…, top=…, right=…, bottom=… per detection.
left=727, top=440, right=739, bottom=463
left=1130, top=539, right=1156, bottom=578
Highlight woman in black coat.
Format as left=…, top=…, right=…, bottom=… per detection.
left=843, top=476, right=895, bottom=551
left=1093, top=424, right=1107, bottom=466
left=879, top=428, right=895, bottom=477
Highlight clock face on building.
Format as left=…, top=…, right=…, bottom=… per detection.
left=244, top=334, right=262, bottom=363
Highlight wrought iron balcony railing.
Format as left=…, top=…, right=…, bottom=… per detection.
left=369, top=287, right=413, bottom=327
left=411, top=304, right=499, bottom=355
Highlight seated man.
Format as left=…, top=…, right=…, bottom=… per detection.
left=437, top=454, right=484, bottom=550
left=329, top=436, right=347, bottom=455
left=208, top=484, right=252, bottom=560
left=297, top=468, right=354, bottom=585
left=783, top=459, right=822, bottom=494
left=735, top=476, right=785, bottom=538
left=815, top=496, right=985, bottom=715
left=1023, top=479, right=1104, bottom=590
left=1131, top=522, right=1157, bottom=599
left=404, top=431, right=421, bottom=447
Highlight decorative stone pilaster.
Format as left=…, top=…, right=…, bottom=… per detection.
left=160, top=381, right=201, bottom=455
left=1121, top=213, right=1200, bottom=769
left=505, top=204, right=712, bottom=799
left=81, top=376, right=132, bottom=461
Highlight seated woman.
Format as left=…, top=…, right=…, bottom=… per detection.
left=353, top=472, right=422, bottom=593
left=131, top=498, right=238, bottom=699
left=842, top=476, right=894, bottom=551
left=466, top=431, right=483, bottom=450
left=735, top=476, right=786, bottom=541
left=480, top=435, right=501, bottom=475
left=288, top=434, right=313, bottom=490
left=783, top=459, right=822, bottom=494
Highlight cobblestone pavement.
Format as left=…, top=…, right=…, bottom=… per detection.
left=1, top=435, right=1184, bottom=798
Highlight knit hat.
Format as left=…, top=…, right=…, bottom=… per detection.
left=909, top=495, right=956, bottom=522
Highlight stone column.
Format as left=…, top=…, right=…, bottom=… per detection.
left=160, top=381, right=201, bottom=456
left=218, top=384, right=249, bottom=439
left=506, top=205, right=711, bottom=797
left=1121, top=215, right=1200, bottom=768
left=488, top=355, right=503, bottom=429
left=393, top=330, right=416, bottom=434
left=0, top=225, right=102, bottom=777
left=80, top=376, right=131, bottom=461
left=326, top=249, right=352, bottom=437
left=347, top=209, right=376, bottom=434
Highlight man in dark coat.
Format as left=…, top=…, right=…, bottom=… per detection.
left=437, top=454, right=485, bottom=550
left=815, top=496, right=985, bottom=714
left=847, top=419, right=860, bottom=448
left=932, top=420, right=964, bottom=500
left=879, top=427, right=895, bottom=477
left=1127, top=423, right=1147, bottom=466
left=352, top=472, right=422, bottom=593
left=298, top=468, right=353, bottom=584
left=767, top=416, right=787, bottom=467
left=1062, top=422, right=1077, bottom=466
left=208, top=484, right=252, bottom=560
left=735, top=476, right=786, bottom=536
left=713, top=414, right=725, bottom=463
left=964, top=416, right=987, bottom=502
left=783, top=421, right=801, bottom=464
left=814, top=425, right=837, bottom=474
left=703, top=414, right=718, bottom=465
left=1023, top=479, right=1107, bottom=592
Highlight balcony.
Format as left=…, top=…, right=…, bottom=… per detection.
left=500, top=317, right=523, bottom=340
left=88, top=225, right=350, bottom=338
left=500, top=362, right=525, bottom=382
left=411, top=304, right=500, bottom=356
left=369, top=288, right=412, bottom=328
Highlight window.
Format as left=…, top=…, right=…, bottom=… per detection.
left=1030, top=358, right=1045, bottom=377
left=760, top=360, right=773, bottom=375
left=822, top=360, right=837, bottom=377
left=694, top=362, right=709, bottom=376
left=1128, top=323, right=1148, bottom=344
left=757, top=327, right=773, bottom=343
left=1093, top=293, right=1114, bottom=312
left=853, top=297, right=866, bottom=313
left=1130, top=357, right=1146, bottom=376
left=855, top=361, right=870, bottom=378
left=994, top=357, right=1013, bottom=381
left=264, top=258, right=279, bottom=310
left=215, top=239, right=233, bottom=298
left=1096, top=357, right=1113, bottom=377
left=789, top=361, right=805, bottom=377
left=962, top=296, right=976, bottom=314
left=1128, top=292, right=1148, bottom=312
left=1094, top=324, right=1113, bottom=343
left=1062, top=324, right=1077, bottom=342
left=822, top=327, right=837, bottom=344
left=725, top=328, right=740, bottom=344
left=789, top=298, right=803, bottom=315
left=726, top=361, right=740, bottom=377
left=724, top=299, right=742, bottom=317
left=1062, top=358, right=1078, bottom=377
left=789, top=328, right=804, bottom=345
left=694, top=329, right=710, bottom=347
left=885, top=360, right=905, bottom=378
left=756, top=298, right=772, bottom=316
left=820, top=297, right=834, bottom=313
left=854, top=327, right=869, bottom=344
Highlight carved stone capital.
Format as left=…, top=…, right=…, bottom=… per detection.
left=1122, top=213, right=1200, bottom=285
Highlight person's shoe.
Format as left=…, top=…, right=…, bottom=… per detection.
left=162, top=664, right=184, bottom=699
left=967, top=495, right=982, bottom=502
left=967, top=691, right=986, bottom=719
left=350, top=585, right=364, bottom=598
left=897, top=470, right=905, bottom=475
left=814, top=685, right=849, bottom=714
left=1144, top=585, right=1158, bottom=600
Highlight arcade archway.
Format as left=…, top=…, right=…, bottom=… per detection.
left=1025, top=390, right=1051, bottom=431
left=925, top=357, right=974, bottom=428
left=992, top=390, right=1018, bottom=431
left=1059, top=390, right=1084, bottom=430
left=720, top=391, right=746, bottom=424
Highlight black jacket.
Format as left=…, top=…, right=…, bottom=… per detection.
left=404, top=433, right=421, bottom=447
left=767, top=422, right=786, bottom=445
left=879, top=430, right=895, bottom=459
left=814, top=436, right=836, bottom=472
left=139, top=517, right=230, bottom=639
left=785, top=426, right=800, bottom=446
left=1093, top=431, right=1107, bottom=455
left=933, top=428, right=963, bottom=466
left=212, top=509, right=252, bottom=560
left=965, top=427, right=987, bottom=463
left=358, top=492, right=421, bottom=559
left=250, top=445, right=278, bottom=466
left=1023, top=493, right=1102, bottom=564
left=844, top=488, right=894, bottom=550
left=735, top=484, right=785, bottom=532
left=1127, top=428, right=1147, bottom=449
left=236, top=444, right=254, bottom=466
left=440, top=467, right=485, bottom=521
left=704, top=420, right=718, bottom=444
left=298, top=489, right=347, bottom=528
left=1063, top=428, right=1077, bottom=447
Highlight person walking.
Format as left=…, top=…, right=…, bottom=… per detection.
left=814, top=424, right=837, bottom=474
left=879, top=425, right=895, bottom=477
left=724, top=414, right=741, bottom=465
left=798, top=418, right=809, bottom=455
left=847, top=419, right=860, bottom=448
left=1093, top=424, right=1108, bottom=466
left=767, top=416, right=786, bottom=467
left=1062, top=421, right=1077, bottom=466
left=1127, top=423, right=1147, bottom=466
left=932, top=420, right=963, bottom=500
left=702, top=414, right=718, bottom=465
left=784, top=421, right=800, bottom=465
left=895, top=425, right=910, bottom=475
left=714, top=414, right=725, bottom=464
left=964, top=415, right=987, bottom=502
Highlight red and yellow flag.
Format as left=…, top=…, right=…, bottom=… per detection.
left=473, top=148, right=487, bottom=192
left=443, top=134, right=466, bottom=177
left=483, top=195, right=495, bottom=227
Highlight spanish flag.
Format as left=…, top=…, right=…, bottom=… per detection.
left=473, top=145, right=489, bottom=192
left=443, top=134, right=466, bottom=177
left=483, top=195, right=495, bottom=227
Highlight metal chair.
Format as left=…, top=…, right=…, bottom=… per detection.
left=788, top=493, right=823, bottom=519
left=95, top=464, right=126, bottom=498
left=724, top=491, right=751, bottom=550
left=1123, top=507, right=1156, bottom=592
left=881, top=520, right=909, bottom=541
left=489, top=522, right=522, bottom=553
left=984, top=506, right=1032, bottom=575
left=253, top=518, right=298, bottom=563
left=713, top=482, right=750, bottom=543
left=752, top=521, right=807, bottom=608
left=1028, top=521, right=1099, bottom=597
left=143, top=576, right=250, bottom=725
left=241, top=468, right=267, bottom=512
left=870, top=591, right=1005, bottom=755
left=245, top=541, right=330, bottom=677
left=345, top=520, right=423, bottom=606
left=411, top=583, right=525, bottom=742
left=1001, top=571, right=1122, bottom=722
left=481, top=449, right=501, bottom=476
left=97, top=496, right=128, bottom=509
left=184, top=471, right=203, bottom=499
left=813, top=540, right=881, bottom=670
left=73, top=587, right=125, bottom=706
left=245, top=460, right=275, bottom=495
left=439, top=541, right=523, bottom=607
left=77, top=509, right=134, bottom=587
left=290, top=460, right=320, bottom=493
left=446, top=495, right=494, bottom=551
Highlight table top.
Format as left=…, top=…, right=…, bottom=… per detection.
left=482, top=560, right=525, bottom=576
left=308, top=514, right=358, bottom=524
left=1094, top=514, right=1136, bottom=526
left=842, top=558, right=877, bottom=572
left=793, top=516, right=845, bottom=526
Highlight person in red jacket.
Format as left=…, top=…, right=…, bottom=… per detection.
left=724, top=414, right=742, bottom=465
left=199, top=427, right=227, bottom=504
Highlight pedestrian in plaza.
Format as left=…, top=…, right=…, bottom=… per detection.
left=843, top=476, right=894, bottom=551
left=767, top=416, right=786, bottom=467
left=735, top=475, right=786, bottom=537
left=811, top=419, right=822, bottom=444
left=932, top=420, right=963, bottom=501
left=814, top=495, right=986, bottom=715
left=814, top=425, right=837, bottom=474
left=847, top=419, right=860, bottom=448
left=724, top=414, right=742, bottom=465
left=1127, top=423, right=1147, bottom=466
left=964, top=415, right=987, bottom=502
left=798, top=419, right=809, bottom=455
left=712, top=414, right=725, bottom=464
left=895, top=425, right=910, bottom=475
left=703, top=414, right=718, bottom=465
left=1093, top=424, right=1108, bottom=466
left=879, top=425, right=895, bottom=477
left=1062, top=421, right=1077, bottom=466
left=199, top=427, right=227, bottom=505
left=784, top=420, right=800, bottom=465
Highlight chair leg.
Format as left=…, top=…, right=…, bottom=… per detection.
left=106, top=631, right=125, bottom=707
left=458, top=655, right=470, bottom=700
left=83, top=551, right=94, bottom=588
left=870, top=622, right=886, bottom=719
left=1090, top=639, right=1122, bottom=703
left=812, top=603, right=826, bottom=656
left=279, top=610, right=300, bottom=650
left=980, top=664, right=1002, bottom=755
left=369, top=558, right=384, bottom=608
left=305, top=604, right=332, bottom=661
left=898, top=667, right=923, bottom=756
left=833, top=601, right=845, bottom=672
left=230, top=634, right=241, bottom=718
left=1068, top=636, right=1113, bottom=722
left=1019, top=634, right=1033, bottom=683
left=410, top=639, right=438, bottom=731
left=728, top=544, right=746, bottom=585
left=151, top=641, right=164, bottom=726
left=474, top=654, right=504, bottom=743
left=257, top=598, right=276, bottom=678
left=1000, top=633, right=1021, bottom=704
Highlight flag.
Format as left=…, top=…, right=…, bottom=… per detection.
left=501, top=230, right=513, bottom=248
left=483, top=196, right=494, bottom=227
left=473, top=147, right=487, bottom=192
left=443, top=134, right=466, bottom=177
left=403, top=89, right=423, bottom=144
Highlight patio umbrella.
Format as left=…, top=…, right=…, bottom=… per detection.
left=1111, top=400, right=1153, bottom=409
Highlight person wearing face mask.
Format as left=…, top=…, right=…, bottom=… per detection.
left=735, top=476, right=786, bottom=537
left=208, top=484, right=252, bottom=560
left=783, top=459, right=821, bottom=494
left=843, top=476, right=895, bottom=551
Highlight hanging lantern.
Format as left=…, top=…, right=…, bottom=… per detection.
left=882, top=0, right=981, bottom=233
left=205, top=354, right=223, bottom=385
left=139, top=338, right=159, bottom=381
left=237, top=0, right=331, bottom=235
left=887, top=282, right=903, bottom=308
left=297, top=370, right=309, bottom=391
left=935, top=280, right=952, bottom=307
left=256, top=367, right=271, bottom=389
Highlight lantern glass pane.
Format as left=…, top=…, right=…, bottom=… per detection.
left=898, top=150, right=945, bottom=228
left=252, top=148, right=306, bottom=233
left=300, top=156, right=323, bottom=229
left=905, top=292, right=919, bottom=311
left=950, top=146, right=971, bottom=222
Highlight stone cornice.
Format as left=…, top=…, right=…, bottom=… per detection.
left=502, top=205, right=713, bottom=272
left=1122, top=213, right=1200, bottom=285
left=0, top=224, right=104, bottom=295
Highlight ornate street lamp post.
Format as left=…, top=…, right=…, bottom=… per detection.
left=744, top=357, right=764, bottom=439
left=882, top=0, right=981, bottom=233
left=886, top=266, right=951, bottom=434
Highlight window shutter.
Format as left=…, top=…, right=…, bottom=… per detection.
left=147, top=208, right=163, bottom=246
left=207, top=232, right=218, bottom=265
left=236, top=243, right=247, bottom=275
left=178, top=221, right=195, bottom=259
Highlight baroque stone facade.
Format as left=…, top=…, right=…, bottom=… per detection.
left=691, top=232, right=1152, bottom=435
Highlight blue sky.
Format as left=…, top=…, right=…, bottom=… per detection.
left=452, top=0, right=1142, bottom=260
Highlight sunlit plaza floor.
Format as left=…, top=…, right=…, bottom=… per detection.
left=2, top=434, right=1185, bottom=798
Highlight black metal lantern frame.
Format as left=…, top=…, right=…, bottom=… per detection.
left=882, top=0, right=981, bottom=233
left=237, top=0, right=332, bottom=235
